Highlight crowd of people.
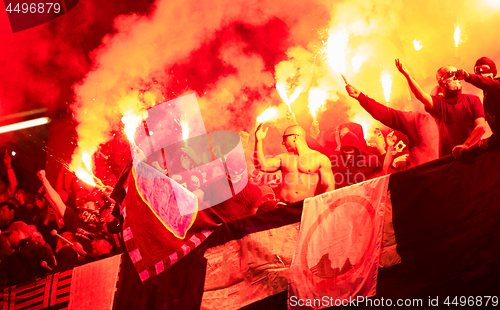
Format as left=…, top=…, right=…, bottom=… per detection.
left=0, top=162, right=121, bottom=290
left=0, top=56, right=498, bottom=291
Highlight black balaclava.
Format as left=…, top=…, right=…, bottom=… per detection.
left=475, top=57, right=497, bottom=76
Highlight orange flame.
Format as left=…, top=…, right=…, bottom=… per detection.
left=181, top=121, right=189, bottom=141
left=74, top=168, right=96, bottom=187
left=413, top=39, right=423, bottom=51
left=121, top=112, right=144, bottom=143
left=72, top=152, right=96, bottom=187
left=276, top=82, right=303, bottom=112
left=454, top=25, right=462, bottom=47
left=256, top=106, right=280, bottom=123
left=380, top=71, right=393, bottom=103
left=308, top=88, right=328, bottom=119
left=326, top=29, right=349, bottom=73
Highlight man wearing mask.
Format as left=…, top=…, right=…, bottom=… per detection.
left=458, top=57, right=500, bottom=147
left=395, top=59, right=486, bottom=158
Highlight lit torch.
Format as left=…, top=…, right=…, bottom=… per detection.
left=413, top=39, right=423, bottom=51
left=73, top=152, right=96, bottom=187
left=181, top=121, right=189, bottom=146
left=308, top=88, right=328, bottom=121
left=256, top=106, right=280, bottom=123
left=380, top=71, right=393, bottom=103
left=121, top=111, right=147, bottom=160
left=454, top=25, right=462, bottom=58
left=326, top=29, right=349, bottom=74
left=276, top=82, right=303, bottom=115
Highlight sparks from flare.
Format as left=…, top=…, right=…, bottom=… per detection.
left=380, top=71, right=393, bottom=103
left=413, top=39, right=423, bottom=51
left=256, top=107, right=280, bottom=123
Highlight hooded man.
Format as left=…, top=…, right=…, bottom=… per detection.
left=345, top=84, right=439, bottom=166
left=395, top=59, right=486, bottom=158
left=458, top=57, right=500, bottom=146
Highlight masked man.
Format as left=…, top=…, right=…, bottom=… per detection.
left=458, top=57, right=500, bottom=147
left=395, top=59, right=486, bottom=158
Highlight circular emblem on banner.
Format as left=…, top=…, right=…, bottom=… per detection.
left=300, top=195, right=376, bottom=287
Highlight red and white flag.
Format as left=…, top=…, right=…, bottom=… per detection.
left=288, top=175, right=390, bottom=309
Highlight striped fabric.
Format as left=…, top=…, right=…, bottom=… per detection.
left=1, top=269, right=72, bottom=310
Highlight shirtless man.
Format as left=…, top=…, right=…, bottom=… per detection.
left=253, top=124, right=335, bottom=203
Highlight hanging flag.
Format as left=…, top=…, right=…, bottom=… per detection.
left=288, top=175, right=390, bottom=309
left=122, top=161, right=221, bottom=282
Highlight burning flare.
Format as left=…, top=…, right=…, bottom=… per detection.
left=454, top=25, right=462, bottom=47
left=380, top=71, right=393, bottom=103
left=413, top=39, right=423, bottom=51
left=73, top=152, right=96, bottom=187
left=308, top=88, right=328, bottom=119
left=326, top=29, right=349, bottom=73
left=122, top=112, right=144, bottom=143
left=256, top=106, right=280, bottom=123
left=276, top=82, right=303, bottom=112
left=181, top=121, right=189, bottom=141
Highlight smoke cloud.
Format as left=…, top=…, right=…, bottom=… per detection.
left=3, top=0, right=500, bottom=172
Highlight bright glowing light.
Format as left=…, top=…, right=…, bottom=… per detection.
left=288, top=86, right=303, bottom=104
left=75, top=168, right=96, bottom=187
left=351, top=54, right=366, bottom=72
left=308, top=88, right=328, bottom=119
left=380, top=71, right=393, bottom=103
left=413, top=39, right=423, bottom=51
left=326, top=29, right=349, bottom=73
left=181, top=122, right=189, bottom=141
left=0, top=117, right=50, bottom=134
left=351, top=112, right=376, bottom=139
left=454, top=25, right=462, bottom=47
left=121, top=113, right=143, bottom=142
left=11, top=151, right=16, bottom=156
left=256, top=107, right=280, bottom=123
left=276, top=82, right=303, bottom=111
left=483, top=0, right=500, bottom=7
left=82, top=153, right=92, bottom=172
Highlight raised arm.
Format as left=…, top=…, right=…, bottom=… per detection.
left=4, top=150, right=17, bottom=197
left=459, top=69, right=500, bottom=92
left=37, top=170, right=67, bottom=217
left=395, top=58, right=433, bottom=109
left=319, top=154, right=335, bottom=193
left=253, top=124, right=281, bottom=173
left=346, top=84, right=411, bottom=136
